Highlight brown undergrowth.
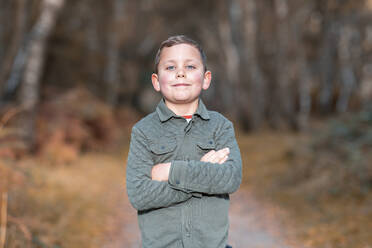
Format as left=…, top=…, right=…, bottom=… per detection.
left=0, top=87, right=137, bottom=248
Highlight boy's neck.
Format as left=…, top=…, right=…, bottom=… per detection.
left=164, top=99, right=199, bottom=117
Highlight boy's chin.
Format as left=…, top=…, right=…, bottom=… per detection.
left=173, top=93, right=201, bottom=102
left=165, top=97, right=199, bottom=105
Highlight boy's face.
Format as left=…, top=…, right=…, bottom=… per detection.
left=151, top=44, right=211, bottom=107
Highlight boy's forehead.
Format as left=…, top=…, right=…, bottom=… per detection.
left=159, top=43, right=202, bottom=63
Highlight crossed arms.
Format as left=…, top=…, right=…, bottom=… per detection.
left=126, top=122, right=242, bottom=211
left=151, top=147, right=230, bottom=181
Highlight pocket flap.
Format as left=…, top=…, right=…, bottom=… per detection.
left=197, top=139, right=216, bottom=150
left=150, top=138, right=177, bottom=155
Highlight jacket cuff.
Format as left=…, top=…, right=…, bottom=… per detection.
left=169, top=160, right=189, bottom=191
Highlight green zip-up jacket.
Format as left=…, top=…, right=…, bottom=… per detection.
left=126, top=99, right=242, bottom=248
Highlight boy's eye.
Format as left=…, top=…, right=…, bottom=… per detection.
left=165, top=65, right=175, bottom=70
left=186, top=65, right=196, bottom=70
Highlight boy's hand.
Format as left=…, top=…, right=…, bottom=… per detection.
left=200, top=148, right=230, bottom=164
left=151, top=162, right=171, bottom=181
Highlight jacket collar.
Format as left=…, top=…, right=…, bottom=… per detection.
left=156, top=98, right=210, bottom=122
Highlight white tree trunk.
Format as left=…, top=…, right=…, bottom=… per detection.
left=18, top=0, right=65, bottom=146
left=0, top=0, right=27, bottom=87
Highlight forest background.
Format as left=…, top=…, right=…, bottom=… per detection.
left=0, top=0, right=372, bottom=247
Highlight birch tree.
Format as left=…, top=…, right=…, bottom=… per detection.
left=0, top=0, right=27, bottom=92
left=18, top=0, right=65, bottom=147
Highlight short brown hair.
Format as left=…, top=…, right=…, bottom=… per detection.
left=154, top=35, right=207, bottom=74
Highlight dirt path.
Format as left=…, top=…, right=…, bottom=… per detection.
left=229, top=187, right=299, bottom=248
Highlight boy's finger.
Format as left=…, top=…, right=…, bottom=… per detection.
left=205, top=150, right=216, bottom=160
left=208, top=154, right=219, bottom=163
left=221, top=147, right=230, bottom=154
left=217, top=154, right=228, bottom=164
left=201, top=148, right=230, bottom=163
left=200, top=150, right=216, bottom=162
left=211, top=152, right=226, bottom=163
left=209, top=154, right=218, bottom=163
left=218, top=155, right=229, bottom=164
left=215, top=148, right=230, bottom=158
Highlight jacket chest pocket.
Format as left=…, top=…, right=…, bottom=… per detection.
left=196, top=139, right=216, bottom=158
left=149, top=138, right=177, bottom=164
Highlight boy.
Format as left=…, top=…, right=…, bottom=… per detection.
left=126, top=35, right=242, bottom=248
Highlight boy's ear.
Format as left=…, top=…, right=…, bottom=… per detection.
left=202, top=70, right=212, bottom=90
left=151, top=73, right=161, bottom=92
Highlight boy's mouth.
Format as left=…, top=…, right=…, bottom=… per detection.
left=173, top=83, right=190, bottom=87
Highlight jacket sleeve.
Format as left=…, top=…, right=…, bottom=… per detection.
left=126, top=126, right=192, bottom=211
left=168, top=120, right=242, bottom=195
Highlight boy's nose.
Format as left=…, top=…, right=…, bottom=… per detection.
left=176, top=69, right=186, bottom=78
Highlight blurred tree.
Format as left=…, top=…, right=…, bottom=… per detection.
left=17, top=0, right=65, bottom=147
left=104, top=0, right=126, bottom=106
left=239, top=0, right=267, bottom=129
left=337, top=24, right=358, bottom=113
left=291, top=0, right=314, bottom=130
left=216, top=0, right=240, bottom=119
left=273, top=0, right=294, bottom=129
left=0, top=0, right=27, bottom=97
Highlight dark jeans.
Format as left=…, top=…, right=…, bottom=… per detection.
left=226, top=245, right=232, bottom=248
